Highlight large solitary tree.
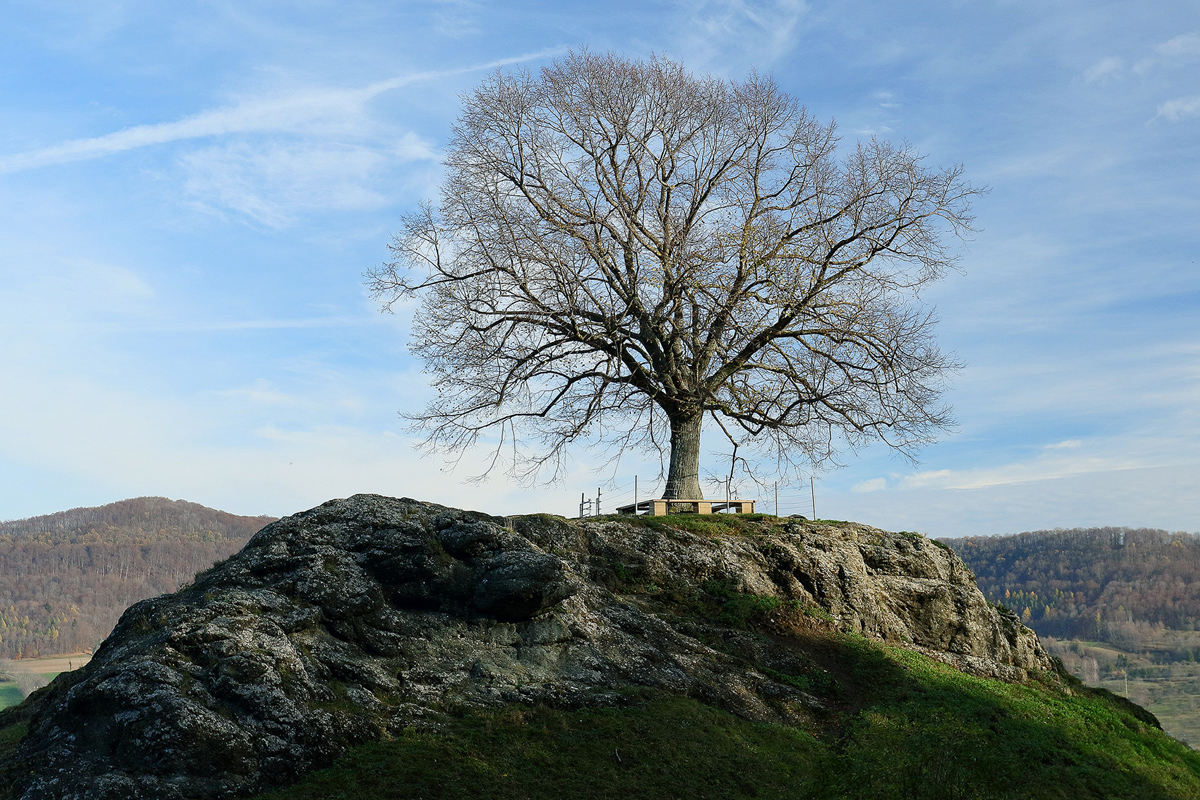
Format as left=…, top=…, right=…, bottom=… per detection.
left=369, top=51, right=977, bottom=500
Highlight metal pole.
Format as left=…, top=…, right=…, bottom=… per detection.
left=634, top=475, right=638, bottom=514
left=597, top=487, right=601, bottom=516
left=775, top=481, right=778, bottom=517
left=580, top=492, right=584, bottom=519
left=811, top=476, right=816, bottom=520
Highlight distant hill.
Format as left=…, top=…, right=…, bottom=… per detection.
left=941, top=527, right=1200, bottom=649
left=0, top=497, right=275, bottom=658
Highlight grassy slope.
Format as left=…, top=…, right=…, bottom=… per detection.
left=1045, top=637, right=1200, bottom=747
left=254, top=635, right=1200, bottom=800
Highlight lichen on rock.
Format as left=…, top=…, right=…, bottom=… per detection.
left=0, top=495, right=1055, bottom=800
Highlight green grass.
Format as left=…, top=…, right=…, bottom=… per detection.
left=1046, top=637, right=1200, bottom=748
left=255, top=696, right=825, bottom=800
left=250, top=634, right=1200, bottom=800
left=0, top=674, right=60, bottom=712
left=832, top=642, right=1200, bottom=800
left=0, top=686, right=21, bottom=712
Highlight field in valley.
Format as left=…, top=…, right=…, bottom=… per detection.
left=0, top=654, right=90, bottom=709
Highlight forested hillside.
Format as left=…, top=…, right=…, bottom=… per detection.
left=0, top=497, right=275, bottom=658
left=943, top=527, right=1200, bottom=745
left=943, top=527, right=1200, bottom=648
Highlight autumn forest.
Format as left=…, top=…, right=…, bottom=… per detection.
left=0, top=497, right=273, bottom=658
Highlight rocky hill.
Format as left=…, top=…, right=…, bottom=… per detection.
left=0, top=496, right=1191, bottom=799
left=0, top=497, right=275, bottom=658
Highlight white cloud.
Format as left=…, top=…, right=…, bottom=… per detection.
left=824, top=464, right=1200, bottom=538
left=0, top=48, right=565, bottom=175
left=896, top=449, right=1156, bottom=492
left=1045, top=439, right=1082, bottom=450
left=430, top=0, right=484, bottom=38
left=181, top=137, right=433, bottom=227
left=1, top=90, right=368, bottom=174
left=1083, top=56, right=1123, bottom=83
left=678, top=0, right=808, bottom=68
left=211, top=380, right=297, bottom=407
left=1156, top=32, right=1200, bottom=60
left=901, top=469, right=954, bottom=489
left=1133, top=31, right=1200, bottom=74
left=852, top=477, right=887, bottom=493
left=1156, top=94, right=1200, bottom=121
left=0, top=47, right=562, bottom=225
left=875, top=91, right=900, bottom=110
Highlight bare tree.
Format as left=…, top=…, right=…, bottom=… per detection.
left=369, top=51, right=977, bottom=500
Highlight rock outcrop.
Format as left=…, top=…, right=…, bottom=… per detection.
left=1, top=495, right=1055, bottom=800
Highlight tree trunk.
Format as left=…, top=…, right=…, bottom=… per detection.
left=663, top=410, right=704, bottom=499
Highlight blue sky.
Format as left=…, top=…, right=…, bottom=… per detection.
left=1, top=0, right=1197, bottom=536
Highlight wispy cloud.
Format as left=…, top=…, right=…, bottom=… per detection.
left=0, top=257, right=156, bottom=316
left=0, top=47, right=566, bottom=175
left=1083, top=56, right=1123, bottom=83
left=211, top=380, right=297, bottom=407
left=900, top=469, right=954, bottom=489
left=181, top=137, right=433, bottom=227
left=898, top=452, right=1152, bottom=492
left=1085, top=32, right=1200, bottom=85
left=678, top=0, right=808, bottom=68
left=852, top=477, right=887, bottom=493
left=1133, top=31, right=1200, bottom=74
left=1156, top=32, right=1200, bottom=59
left=1156, top=94, right=1200, bottom=120
left=429, top=0, right=484, bottom=38
left=824, top=464, right=1200, bottom=538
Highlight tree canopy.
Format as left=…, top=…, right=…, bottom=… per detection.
left=370, top=51, right=977, bottom=498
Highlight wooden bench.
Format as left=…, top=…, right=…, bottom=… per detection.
left=616, top=499, right=755, bottom=516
